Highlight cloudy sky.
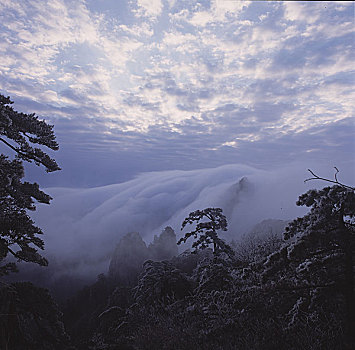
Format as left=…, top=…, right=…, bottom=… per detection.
left=0, top=0, right=354, bottom=187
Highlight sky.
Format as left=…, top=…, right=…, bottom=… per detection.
left=0, top=0, right=354, bottom=187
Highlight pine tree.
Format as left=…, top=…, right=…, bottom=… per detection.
left=0, top=94, right=60, bottom=275
left=178, top=208, right=234, bottom=259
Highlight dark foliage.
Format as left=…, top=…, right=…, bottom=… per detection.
left=0, top=94, right=60, bottom=274
left=0, top=281, right=72, bottom=350
left=0, top=156, right=50, bottom=274
left=178, top=208, right=234, bottom=259
left=62, top=274, right=115, bottom=349
left=0, top=94, right=59, bottom=172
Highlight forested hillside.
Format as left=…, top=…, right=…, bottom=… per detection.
left=1, top=1, right=354, bottom=348
left=1, top=181, right=354, bottom=350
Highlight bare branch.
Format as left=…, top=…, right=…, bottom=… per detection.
left=304, top=168, right=354, bottom=191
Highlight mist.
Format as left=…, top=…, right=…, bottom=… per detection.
left=23, top=162, right=335, bottom=282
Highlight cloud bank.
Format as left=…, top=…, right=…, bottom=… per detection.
left=26, top=163, right=336, bottom=280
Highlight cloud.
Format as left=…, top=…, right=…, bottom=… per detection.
left=29, top=163, right=329, bottom=280
left=1, top=0, right=353, bottom=135
left=135, top=0, right=163, bottom=19
left=0, top=0, right=353, bottom=191
left=283, top=1, right=320, bottom=24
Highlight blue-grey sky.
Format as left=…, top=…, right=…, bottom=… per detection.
left=0, top=0, right=354, bottom=187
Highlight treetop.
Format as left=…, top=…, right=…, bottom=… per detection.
left=0, top=94, right=60, bottom=172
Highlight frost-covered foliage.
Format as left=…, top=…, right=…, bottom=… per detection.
left=192, top=255, right=235, bottom=294
left=62, top=185, right=353, bottom=349
left=264, top=185, right=355, bottom=346
left=0, top=94, right=60, bottom=275
left=134, top=260, right=191, bottom=306
left=233, top=219, right=286, bottom=264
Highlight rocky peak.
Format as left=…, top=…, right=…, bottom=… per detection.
left=108, top=232, right=149, bottom=285
left=108, top=228, right=178, bottom=286
left=148, top=226, right=178, bottom=261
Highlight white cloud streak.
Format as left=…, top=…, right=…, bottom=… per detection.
left=31, top=164, right=322, bottom=279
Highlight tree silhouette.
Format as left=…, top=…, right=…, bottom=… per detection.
left=178, top=208, right=234, bottom=258
left=0, top=94, right=60, bottom=275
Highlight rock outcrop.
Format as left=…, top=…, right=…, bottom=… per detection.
left=108, top=232, right=149, bottom=285
left=148, top=226, right=178, bottom=261
left=108, top=227, right=178, bottom=285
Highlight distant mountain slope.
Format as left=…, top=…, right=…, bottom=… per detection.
left=247, top=219, right=289, bottom=239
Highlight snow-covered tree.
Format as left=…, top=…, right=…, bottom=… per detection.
left=264, top=184, right=355, bottom=346
left=192, top=254, right=234, bottom=294
left=134, top=260, right=191, bottom=306
left=0, top=94, right=60, bottom=275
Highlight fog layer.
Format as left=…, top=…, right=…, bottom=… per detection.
left=30, top=163, right=335, bottom=278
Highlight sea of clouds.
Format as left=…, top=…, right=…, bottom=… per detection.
left=27, top=163, right=330, bottom=281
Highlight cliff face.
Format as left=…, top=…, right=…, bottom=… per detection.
left=108, top=232, right=149, bottom=285
left=148, top=226, right=178, bottom=261
left=108, top=227, right=178, bottom=285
